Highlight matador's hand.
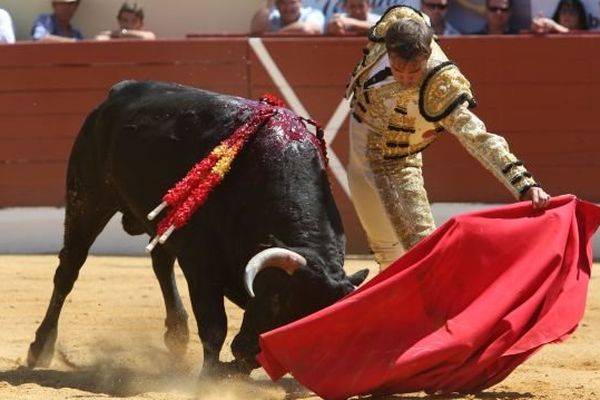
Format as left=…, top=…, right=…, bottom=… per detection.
left=521, top=186, right=551, bottom=210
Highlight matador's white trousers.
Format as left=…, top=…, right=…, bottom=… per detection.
left=347, top=117, right=436, bottom=270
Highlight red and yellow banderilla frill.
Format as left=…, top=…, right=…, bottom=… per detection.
left=145, top=105, right=277, bottom=252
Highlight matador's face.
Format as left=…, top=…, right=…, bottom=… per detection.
left=388, top=53, right=429, bottom=89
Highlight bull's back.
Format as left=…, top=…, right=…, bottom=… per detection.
left=82, top=81, right=243, bottom=207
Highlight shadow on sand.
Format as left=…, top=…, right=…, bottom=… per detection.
left=0, top=359, right=534, bottom=400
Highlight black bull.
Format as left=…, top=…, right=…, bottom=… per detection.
left=27, top=80, right=369, bottom=376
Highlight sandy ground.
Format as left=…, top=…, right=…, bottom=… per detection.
left=0, top=255, right=598, bottom=400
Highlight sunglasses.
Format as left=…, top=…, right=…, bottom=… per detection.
left=487, top=6, right=510, bottom=13
left=423, top=2, right=448, bottom=10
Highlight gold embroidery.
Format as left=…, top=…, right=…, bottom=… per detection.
left=420, top=63, right=474, bottom=122
left=365, top=138, right=435, bottom=249
left=352, top=73, right=443, bottom=159
left=370, top=7, right=427, bottom=41
left=442, top=106, right=538, bottom=198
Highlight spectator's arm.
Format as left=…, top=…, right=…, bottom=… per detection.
left=251, top=0, right=276, bottom=35
left=94, top=30, right=112, bottom=41
left=531, top=16, right=569, bottom=34
left=280, top=9, right=324, bottom=35
left=117, top=29, right=156, bottom=40
left=31, top=18, right=79, bottom=42
left=326, top=14, right=345, bottom=35
left=36, top=34, right=78, bottom=43
left=95, top=29, right=156, bottom=40
left=126, top=29, right=155, bottom=40
left=335, top=16, right=374, bottom=34
left=280, top=20, right=322, bottom=34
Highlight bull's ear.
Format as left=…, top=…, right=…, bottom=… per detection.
left=348, top=268, right=369, bottom=286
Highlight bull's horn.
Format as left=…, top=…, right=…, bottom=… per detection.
left=244, top=247, right=306, bottom=298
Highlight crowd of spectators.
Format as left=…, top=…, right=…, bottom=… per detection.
left=250, top=0, right=599, bottom=37
left=0, top=0, right=598, bottom=44
left=0, top=0, right=155, bottom=43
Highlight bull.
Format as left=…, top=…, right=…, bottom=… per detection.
left=27, top=80, right=368, bottom=376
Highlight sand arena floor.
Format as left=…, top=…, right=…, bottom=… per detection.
left=0, top=255, right=598, bottom=400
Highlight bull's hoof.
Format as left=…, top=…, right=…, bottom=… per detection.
left=224, top=359, right=255, bottom=377
left=27, top=327, right=58, bottom=368
left=26, top=339, right=55, bottom=368
left=163, top=324, right=189, bottom=357
left=199, top=360, right=253, bottom=381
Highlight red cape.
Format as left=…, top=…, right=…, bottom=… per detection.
left=257, top=195, right=600, bottom=399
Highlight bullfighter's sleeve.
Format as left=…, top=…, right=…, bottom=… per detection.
left=440, top=104, right=540, bottom=199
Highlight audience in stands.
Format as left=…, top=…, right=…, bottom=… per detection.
left=476, top=0, right=517, bottom=34
left=531, top=0, right=589, bottom=34
left=303, top=0, right=418, bottom=21
left=251, top=0, right=325, bottom=35
left=0, top=8, right=15, bottom=43
left=420, top=0, right=460, bottom=36
left=95, top=2, right=156, bottom=40
left=326, top=0, right=381, bottom=35
left=31, top=0, right=83, bottom=42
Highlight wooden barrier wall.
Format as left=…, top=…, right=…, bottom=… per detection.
left=1, top=35, right=599, bottom=253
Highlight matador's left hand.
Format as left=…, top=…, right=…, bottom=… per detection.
left=521, top=186, right=551, bottom=210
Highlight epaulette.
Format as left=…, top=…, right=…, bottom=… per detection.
left=419, top=61, right=476, bottom=122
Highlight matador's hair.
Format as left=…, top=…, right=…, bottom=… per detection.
left=384, top=18, right=433, bottom=61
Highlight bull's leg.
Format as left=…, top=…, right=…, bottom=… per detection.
left=178, top=254, right=228, bottom=377
left=27, top=192, right=116, bottom=368
left=150, top=246, right=189, bottom=356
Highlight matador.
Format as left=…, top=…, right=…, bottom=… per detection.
left=345, top=5, right=550, bottom=268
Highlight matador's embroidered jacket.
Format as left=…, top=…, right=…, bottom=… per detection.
left=345, top=6, right=540, bottom=199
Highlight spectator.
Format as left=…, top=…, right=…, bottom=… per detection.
left=250, top=0, right=325, bottom=35
left=531, top=0, right=589, bottom=34
left=31, top=0, right=83, bottom=42
left=0, top=8, right=15, bottom=43
left=476, top=0, right=517, bottom=34
left=326, top=0, right=381, bottom=35
left=95, top=2, right=156, bottom=40
left=304, top=0, right=343, bottom=21
left=420, top=0, right=460, bottom=36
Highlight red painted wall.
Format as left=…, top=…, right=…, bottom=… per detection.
left=1, top=35, right=599, bottom=253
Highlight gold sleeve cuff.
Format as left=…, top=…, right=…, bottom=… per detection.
left=419, top=62, right=476, bottom=122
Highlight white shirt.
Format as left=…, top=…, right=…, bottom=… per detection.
left=0, top=9, right=15, bottom=44
left=268, top=6, right=326, bottom=32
